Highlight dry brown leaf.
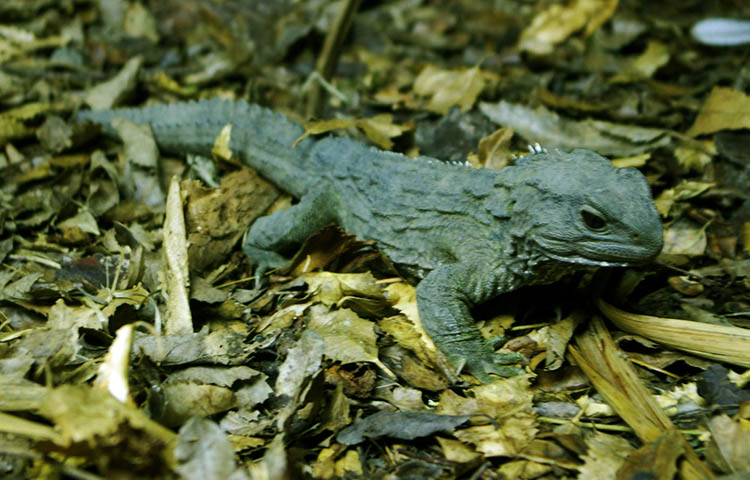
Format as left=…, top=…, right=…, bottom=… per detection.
left=296, top=115, right=410, bottom=150
left=705, top=414, right=750, bottom=473
left=438, top=376, right=537, bottom=457
left=479, top=101, right=669, bottom=156
left=413, top=65, right=486, bottom=115
left=84, top=55, right=143, bottom=110
left=306, top=304, right=393, bottom=376
left=38, top=385, right=177, bottom=463
left=477, top=127, right=514, bottom=169
left=662, top=219, right=707, bottom=257
left=578, top=432, right=633, bottom=480
left=611, top=152, right=651, bottom=168
left=382, top=282, right=440, bottom=367
left=611, top=40, right=670, bottom=83
left=653, top=180, right=714, bottom=217
left=674, top=140, right=716, bottom=173
left=299, top=271, right=384, bottom=307
left=687, top=87, right=750, bottom=137
left=616, top=429, right=683, bottom=480
left=518, top=0, right=618, bottom=55
left=436, top=436, right=482, bottom=463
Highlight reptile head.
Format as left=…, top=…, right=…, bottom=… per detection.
left=508, top=149, right=663, bottom=267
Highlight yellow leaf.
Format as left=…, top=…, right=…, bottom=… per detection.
left=413, top=65, right=485, bottom=114
left=611, top=40, right=670, bottom=83
left=297, top=116, right=410, bottom=150
left=687, top=87, right=750, bottom=137
left=519, top=0, right=618, bottom=55
left=307, top=304, right=394, bottom=376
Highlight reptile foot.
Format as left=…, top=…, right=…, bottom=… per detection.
left=487, top=335, right=510, bottom=349
left=463, top=352, right=526, bottom=382
left=243, top=246, right=289, bottom=286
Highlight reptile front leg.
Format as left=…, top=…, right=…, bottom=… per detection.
left=243, top=184, right=339, bottom=281
left=417, top=263, right=525, bottom=382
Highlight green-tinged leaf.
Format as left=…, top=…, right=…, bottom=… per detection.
left=306, top=304, right=393, bottom=376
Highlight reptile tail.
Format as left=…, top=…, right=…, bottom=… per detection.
left=77, top=99, right=313, bottom=195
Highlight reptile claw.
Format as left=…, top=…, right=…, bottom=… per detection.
left=494, top=351, right=527, bottom=365
left=527, top=143, right=547, bottom=154
left=487, top=335, right=510, bottom=349
left=467, top=358, right=525, bottom=382
left=460, top=351, right=527, bottom=382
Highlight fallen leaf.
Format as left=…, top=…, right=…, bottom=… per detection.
left=578, top=432, right=633, bottom=480
left=439, top=376, right=537, bottom=457
left=705, top=414, right=750, bottom=473
left=297, top=115, right=410, bottom=150
left=480, top=101, right=669, bottom=156
left=307, top=304, right=392, bottom=375
left=518, top=0, right=618, bottom=55
left=653, top=180, right=713, bottom=217
left=413, top=65, right=486, bottom=115
left=611, top=40, right=670, bottom=82
left=336, top=411, right=473, bottom=445
left=662, top=218, right=707, bottom=256
left=674, top=140, right=716, bottom=172
left=687, top=87, right=750, bottom=137
left=84, top=56, right=143, bottom=110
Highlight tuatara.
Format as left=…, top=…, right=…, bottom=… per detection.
left=78, top=99, right=663, bottom=382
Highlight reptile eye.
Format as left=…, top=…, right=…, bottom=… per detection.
left=580, top=207, right=607, bottom=232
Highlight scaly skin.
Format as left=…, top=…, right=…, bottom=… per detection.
left=78, top=99, right=663, bottom=382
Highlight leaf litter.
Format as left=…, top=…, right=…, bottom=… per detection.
left=0, top=1, right=749, bottom=479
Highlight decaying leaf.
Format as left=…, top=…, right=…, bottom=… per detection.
left=84, top=55, right=143, bottom=110
left=175, top=417, right=249, bottom=480
left=518, top=0, right=618, bottom=55
left=436, top=436, right=482, bottom=464
left=0, top=375, right=46, bottom=411
left=381, top=281, right=439, bottom=365
left=611, top=40, right=670, bottom=83
left=477, top=127, right=514, bottom=169
left=653, top=180, right=714, bottom=217
left=674, top=140, right=716, bottom=173
left=337, top=411, right=473, bottom=445
left=37, top=384, right=176, bottom=468
left=274, top=329, right=326, bottom=428
left=705, top=414, right=750, bottom=473
left=297, top=114, right=411, bottom=150
left=438, top=376, right=537, bottom=457
left=413, top=65, right=487, bottom=115
left=132, top=328, right=261, bottom=366
left=687, top=86, right=750, bottom=137
left=578, top=432, right=634, bottom=480
left=183, top=168, right=279, bottom=271
left=299, top=271, right=385, bottom=309
left=480, top=101, right=670, bottom=156
left=307, top=304, right=392, bottom=375
left=662, top=218, right=707, bottom=257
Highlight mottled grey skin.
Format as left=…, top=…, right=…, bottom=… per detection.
left=78, top=99, right=663, bottom=382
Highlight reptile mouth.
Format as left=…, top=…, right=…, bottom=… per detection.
left=539, top=250, right=632, bottom=267
left=534, top=236, right=657, bottom=267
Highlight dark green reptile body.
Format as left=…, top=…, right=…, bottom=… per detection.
left=78, top=99, right=663, bottom=381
